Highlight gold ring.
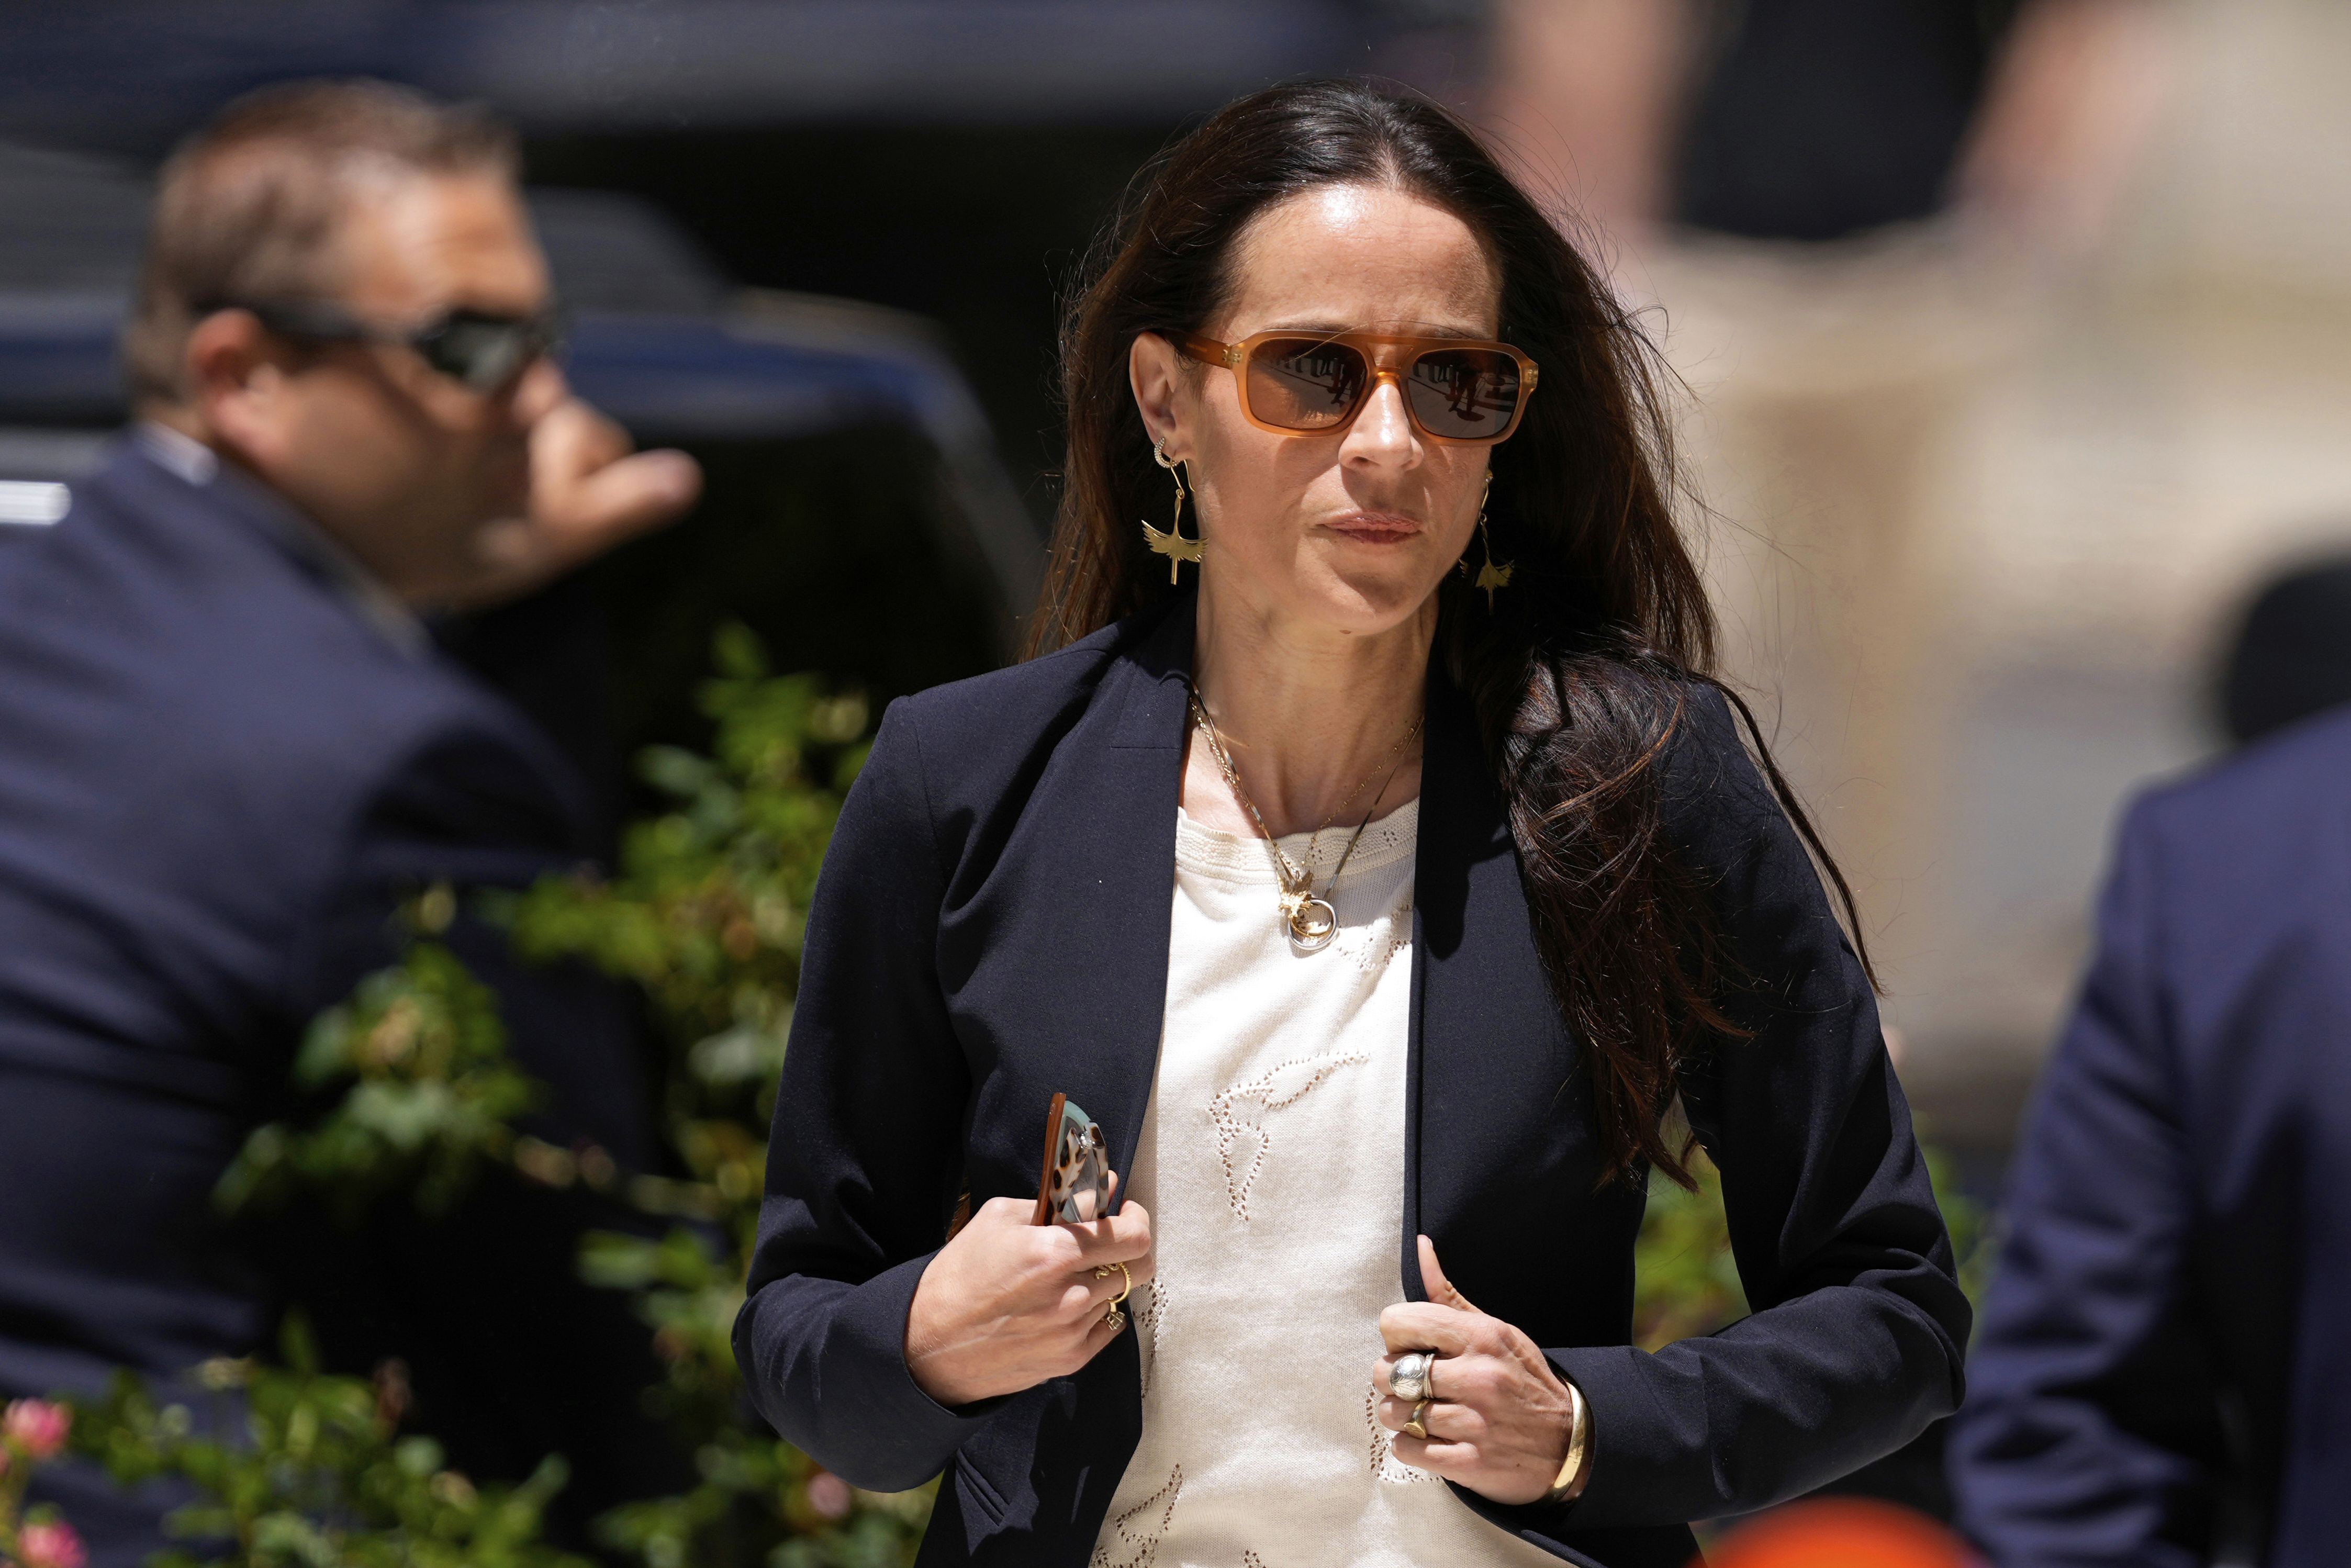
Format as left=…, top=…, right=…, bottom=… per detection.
left=1403, top=1399, right=1430, bottom=1441
left=1091, top=1261, right=1133, bottom=1306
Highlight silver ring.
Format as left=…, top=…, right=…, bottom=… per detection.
left=1389, top=1351, right=1433, bottom=1403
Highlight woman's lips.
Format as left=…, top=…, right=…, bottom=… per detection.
left=1322, top=510, right=1422, bottom=544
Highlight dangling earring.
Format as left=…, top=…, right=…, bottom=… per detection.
left=1141, top=439, right=1204, bottom=583
left=1473, top=471, right=1514, bottom=611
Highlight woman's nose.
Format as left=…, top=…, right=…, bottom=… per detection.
left=1341, top=375, right=1420, bottom=467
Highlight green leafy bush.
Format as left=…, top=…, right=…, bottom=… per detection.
left=496, top=627, right=926, bottom=1568
left=71, top=1321, right=585, bottom=1568
left=216, top=942, right=534, bottom=1221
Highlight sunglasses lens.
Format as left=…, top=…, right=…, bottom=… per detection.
left=425, top=316, right=554, bottom=390
left=1052, top=1102, right=1110, bottom=1224
left=1405, top=348, right=1523, bottom=440
left=1245, top=337, right=1369, bottom=432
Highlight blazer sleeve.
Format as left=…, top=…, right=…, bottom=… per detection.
left=1948, top=798, right=2222, bottom=1568
left=733, top=698, right=994, bottom=1491
left=1541, top=686, right=1972, bottom=1529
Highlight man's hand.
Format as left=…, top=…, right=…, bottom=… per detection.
left=454, top=399, right=701, bottom=608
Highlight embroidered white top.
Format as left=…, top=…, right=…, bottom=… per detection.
left=1089, top=800, right=1559, bottom=1568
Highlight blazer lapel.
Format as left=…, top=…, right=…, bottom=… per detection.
left=936, top=599, right=1192, bottom=1556
left=1091, top=600, right=1196, bottom=1180
left=953, top=596, right=1194, bottom=1202
left=1406, top=667, right=1607, bottom=1317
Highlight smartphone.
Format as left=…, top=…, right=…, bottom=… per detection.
left=1033, top=1091, right=1112, bottom=1226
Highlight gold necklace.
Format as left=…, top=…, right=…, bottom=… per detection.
left=1186, top=688, right=1421, bottom=953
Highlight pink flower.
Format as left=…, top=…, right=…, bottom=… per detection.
left=18, top=1520, right=88, bottom=1568
left=2, top=1399, right=69, bottom=1461
left=805, top=1471, right=853, bottom=1521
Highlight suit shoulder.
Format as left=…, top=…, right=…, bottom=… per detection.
left=853, top=609, right=1184, bottom=858
left=2125, top=707, right=2351, bottom=855
left=892, top=617, right=1132, bottom=755
left=1667, top=680, right=1761, bottom=780
left=167, top=603, right=552, bottom=824
left=3, top=462, right=578, bottom=851
left=2100, top=711, right=2351, bottom=948
left=1655, top=679, right=1786, bottom=854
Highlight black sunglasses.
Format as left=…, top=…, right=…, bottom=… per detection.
left=201, top=298, right=567, bottom=391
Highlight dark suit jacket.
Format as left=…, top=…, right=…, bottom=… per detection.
left=0, top=442, right=681, bottom=1563
left=735, top=596, right=1969, bottom=1567
left=1951, top=709, right=2351, bottom=1566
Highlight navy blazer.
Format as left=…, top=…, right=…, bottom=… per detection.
left=0, top=443, right=681, bottom=1563
left=1951, top=709, right=2351, bottom=1567
left=736, top=596, right=1969, bottom=1567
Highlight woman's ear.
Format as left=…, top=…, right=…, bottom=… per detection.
left=1128, top=330, right=1188, bottom=456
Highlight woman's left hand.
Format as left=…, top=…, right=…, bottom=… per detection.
left=1372, top=1236, right=1578, bottom=1506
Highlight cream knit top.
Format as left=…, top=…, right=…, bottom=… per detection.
left=1088, top=800, right=1559, bottom=1568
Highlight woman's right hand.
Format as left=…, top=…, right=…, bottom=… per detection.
left=904, top=1189, right=1156, bottom=1407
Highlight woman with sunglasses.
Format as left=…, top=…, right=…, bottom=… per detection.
left=737, top=80, right=1968, bottom=1567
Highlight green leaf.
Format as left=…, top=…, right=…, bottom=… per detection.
left=639, top=746, right=717, bottom=801
left=687, top=1023, right=789, bottom=1088
left=710, top=622, right=769, bottom=681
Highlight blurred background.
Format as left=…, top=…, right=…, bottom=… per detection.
left=3, top=0, right=2349, bottom=1511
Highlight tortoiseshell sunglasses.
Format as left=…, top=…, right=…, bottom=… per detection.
left=1174, top=329, right=1540, bottom=444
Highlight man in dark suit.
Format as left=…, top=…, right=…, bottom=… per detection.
left=0, top=81, right=701, bottom=1562
left=1950, top=708, right=2351, bottom=1565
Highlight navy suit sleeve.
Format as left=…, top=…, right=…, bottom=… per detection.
left=292, top=718, right=656, bottom=1159
left=1950, top=799, right=2222, bottom=1567
left=1544, top=688, right=1970, bottom=1528
left=283, top=717, right=691, bottom=1535
left=734, top=699, right=994, bottom=1491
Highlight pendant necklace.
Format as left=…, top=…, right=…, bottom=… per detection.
left=1186, top=688, right=1421, bottom=953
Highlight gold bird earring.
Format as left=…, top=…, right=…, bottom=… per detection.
left=1142, top=439, right=1204, bottom=583
left=1471, top=472, right=1513, bottom=610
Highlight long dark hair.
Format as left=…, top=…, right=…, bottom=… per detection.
left=1030, top=80, right=1871, bottom=1187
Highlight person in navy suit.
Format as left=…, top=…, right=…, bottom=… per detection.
left=1949, top=708, right=2351, bottom=1565
left=0, top=81, right=701, bottom=1562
